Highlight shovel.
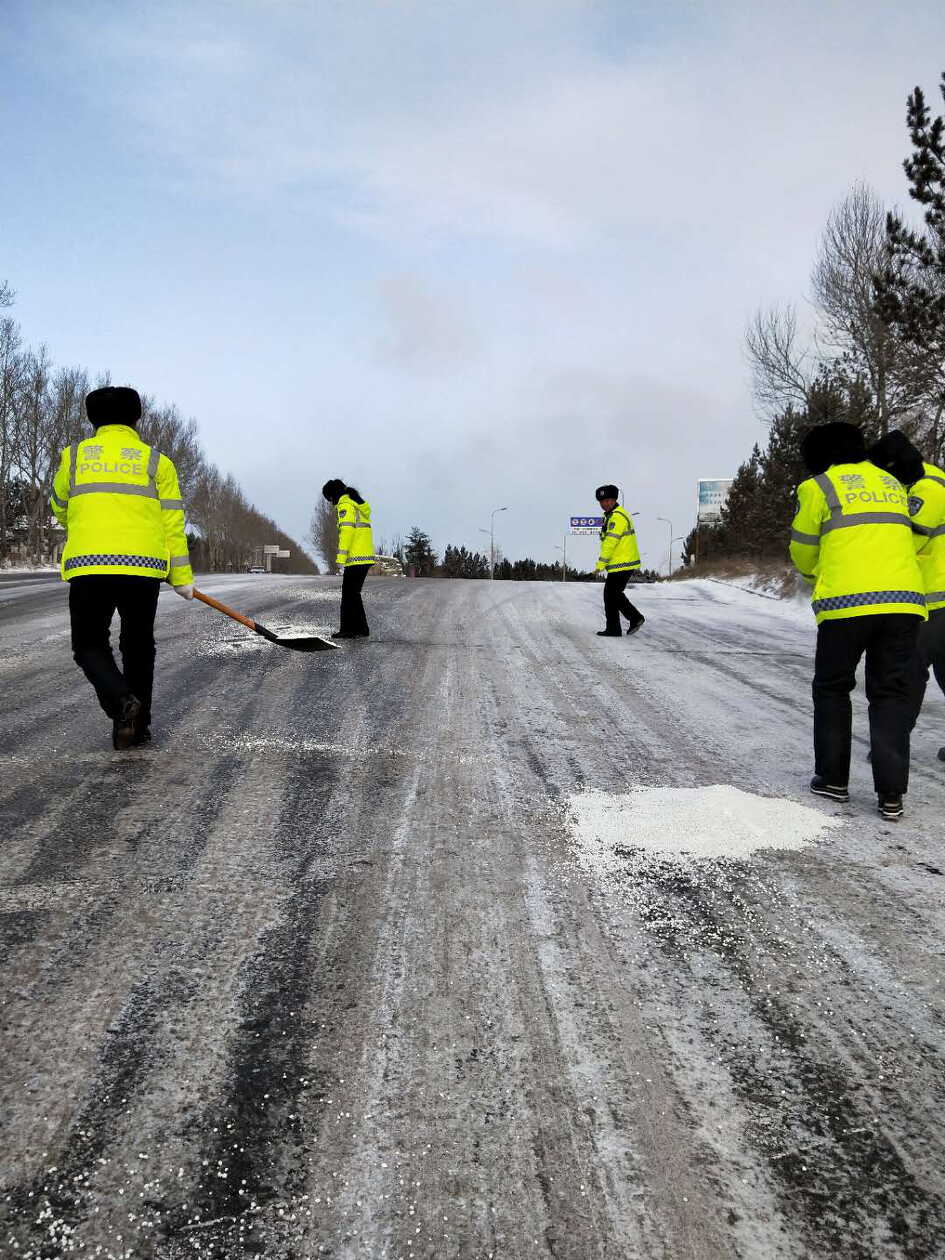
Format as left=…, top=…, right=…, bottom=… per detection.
left=194, top=589, right=338, bottom=652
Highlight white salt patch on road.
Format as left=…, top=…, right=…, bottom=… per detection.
left=285, top=585, right=339, bottom=601
left=211, top=734, right=408, bottom=758
left=569, top=785, right=842, bottom=867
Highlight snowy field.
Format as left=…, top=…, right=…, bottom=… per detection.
left=1, top=574, right=944, bottom=1258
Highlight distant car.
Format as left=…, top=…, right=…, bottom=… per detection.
left=249, top=566, right=266, bottom=574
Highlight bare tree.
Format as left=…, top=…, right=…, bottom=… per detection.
left=748, top=184, right=943, bottom=440
left=188, top=464, right=220, bottom=570
left=811, top=183, right=915, bottom=434
left=0, top=317, right=24, bottom=560
left=0, top=304, right=315, bottom=569
left=48, top=366, right=89, bottom=449
left=745, top=305, right=815, bottom=417
left=13, top=345, right=54, bottom=562
left=376, top=533, right=404, bottom=563
left=138, top=398, right=205, bottom=509
left=309, top=498, right=339, bottom=574
left=189, top=468, right=264, bottom=572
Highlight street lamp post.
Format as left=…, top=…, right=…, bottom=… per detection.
left=489, top=506, right=508, bottom=580
left=656, top=515, right=674, bottom=577
left=555, top=535, right=567, bottom=582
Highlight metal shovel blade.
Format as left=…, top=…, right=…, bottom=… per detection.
left=254, top=622, right=338, bottom=652
left=194, top=589, right=338, bottom=652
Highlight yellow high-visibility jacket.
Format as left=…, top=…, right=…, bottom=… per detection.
left=335, top=494, right=375, bottom=568
left=908, top=462, right=945, bottom=613
left=50, top=424, right=194, bottom=586
left=789, top=460, right=926, bottom=624
left=596, top=505, right=641, bottom=575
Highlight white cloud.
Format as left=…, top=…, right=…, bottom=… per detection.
left=9, top=0, right=945, bottom=564
left=373, top=273, right=482, bottom=372
left=44, top=0, right=940, bottom=254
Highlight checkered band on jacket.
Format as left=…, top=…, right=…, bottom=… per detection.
left=64, top=554, right=167, bottom=572
left=811, top=590, right=926, bottom=613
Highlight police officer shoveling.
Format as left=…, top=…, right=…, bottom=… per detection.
left=50, top=386, right=194, bottom=749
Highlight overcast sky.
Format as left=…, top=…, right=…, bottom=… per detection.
left=4, top=1, right=943, bottom=571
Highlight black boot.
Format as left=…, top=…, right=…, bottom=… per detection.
left=626, top=616, right=645, bottom=637
left=596, top=629, right=622, bottom=637
left=878, top=795, right=904, bottom=821
left=809, top=775, right=849, bottom=803
left=112, top=694, right=142, bottom=750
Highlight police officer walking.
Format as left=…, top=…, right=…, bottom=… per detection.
left=594, top=484, right=645, bottom=637
left=49, top=386, right=194, bottom=749
left=790, top=422, right=926, bottom=820
left=322, top=479, right=375, bottom=638
left=870, top=430, right=945, bottom=753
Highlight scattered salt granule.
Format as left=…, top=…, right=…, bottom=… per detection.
left=568, top=784, right=842, bottom=866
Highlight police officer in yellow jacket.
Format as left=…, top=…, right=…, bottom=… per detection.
left=594, top=484, right=645, bottom=637
left=790, top=422, right=926, bottom=820
left=50, top=386, right=194, bottom=749
left=870, top=430, right=945, bottom=751
left=322, top=478, right=375, bottom=638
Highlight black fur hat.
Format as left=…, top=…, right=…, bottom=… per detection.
left=869, top=430, right=925, bottom=488
left=322, top=479, right=346, bottom=503
left=595, top=484, right=619, bottom=502
left=800, top=423, right=866, bottom=475
left=85, top=386, right=142, bottom=428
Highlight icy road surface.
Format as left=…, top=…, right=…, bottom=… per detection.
left=1, top=574, right=944, bottom=1259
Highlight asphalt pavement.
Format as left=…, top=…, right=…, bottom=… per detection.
left=1, top=573, right=944, bottom=1259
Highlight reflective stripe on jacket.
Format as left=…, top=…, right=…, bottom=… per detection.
left=908, top=462, right=945, bottom=613
left=50, top=424, right=194, bottom=585
left=335, top=494, right=375, bottom=567
left=597, top=505, right=641, bottom=574
left=789, top=460, right=926, bottom=624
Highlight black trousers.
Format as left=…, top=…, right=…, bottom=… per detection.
left=603, top=573, right=643, bottom=634
left=907, top=606, right=945, bottom=730
left=69, top=576, right=161, bottom=722
left=812, top=613, right=920, bottom=797
left=340, top=564, right=370, bottom=635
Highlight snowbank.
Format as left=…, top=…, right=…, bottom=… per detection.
left=673, top=565, right=813, bottom=615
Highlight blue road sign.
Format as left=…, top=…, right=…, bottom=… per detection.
left=570, top=515, right=604, bottom=535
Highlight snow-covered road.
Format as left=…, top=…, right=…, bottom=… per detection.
left=1, top=574, right=944, bottom=1258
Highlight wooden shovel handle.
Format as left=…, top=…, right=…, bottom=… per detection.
left=194, top=588, right=257, bottom=631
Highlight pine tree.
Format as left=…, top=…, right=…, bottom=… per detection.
left=756, top=408, right=807, bottom=553
left=404, top=526, right=437, bottom=576
left=877, top=74, right=945, bottom=364
left=717, top=446, right=765, bottom=557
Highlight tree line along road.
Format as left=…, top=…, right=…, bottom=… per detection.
left=1, top=573, right=944, bottom=1259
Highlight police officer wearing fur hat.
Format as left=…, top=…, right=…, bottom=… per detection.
left=594, top=484, right=645, bottom=637
left=870, top=429, right=945, bottom=755
left=322, top=478, right=375, bottom=638
left=49, top=386, right=194, bottom=749
left=790, top=422, right=926, bottom=820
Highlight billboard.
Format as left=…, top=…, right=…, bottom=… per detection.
left=570, top=515, right=604, bottom=536
left=697, top=479, right=733, bottom=524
